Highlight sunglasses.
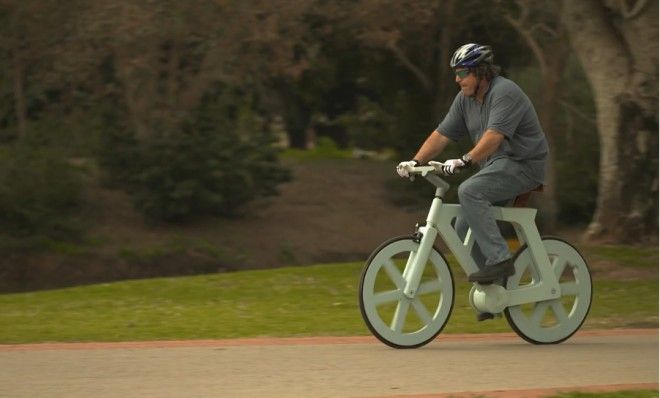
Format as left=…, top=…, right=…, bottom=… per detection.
left=455, top=69, right=471, bottom=79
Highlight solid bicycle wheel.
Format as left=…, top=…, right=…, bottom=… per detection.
left=504, top=237, right=592, bottom=344
left=359, top=236, right=454, bottom=349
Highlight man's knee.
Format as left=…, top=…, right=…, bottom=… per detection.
left=457, top=180, right=480, bottom=203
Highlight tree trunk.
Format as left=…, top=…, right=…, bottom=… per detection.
left=11, top=47, right=27, bottom=141
left=562, top=0, right=658, bottom=243
left=536, top=44, right=570, bottom=233
left=432, top=0, right=455, bottom=116
left=502, top=2, right=570, bottom=233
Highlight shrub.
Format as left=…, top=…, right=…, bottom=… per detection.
left=96, top=125, right=141, bottom=189
left=132, top=129, right=289, bottom=222
left=0, top=146, right=83, bottom=243
left=97, top=88, right=291, bottom=222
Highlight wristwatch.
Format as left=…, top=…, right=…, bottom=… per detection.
left=461, top=154, right=473, bottom=167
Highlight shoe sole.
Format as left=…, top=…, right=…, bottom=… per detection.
left=468, top=269, right=515, bottom=284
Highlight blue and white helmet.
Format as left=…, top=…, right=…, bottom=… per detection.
left=450, top=43, right=493, bottom=68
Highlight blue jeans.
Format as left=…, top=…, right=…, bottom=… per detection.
left=454, top=158, right=540, bottom=267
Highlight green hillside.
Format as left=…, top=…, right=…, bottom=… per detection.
left=0, top=259, right=656, bottom=344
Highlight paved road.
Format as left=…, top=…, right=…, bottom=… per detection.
left=0, top=329, right=657, bottom=398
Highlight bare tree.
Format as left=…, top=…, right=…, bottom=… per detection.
left=0, top=0, right=65, bottom=141
left=562, top=0, right=658, bottom=242
left=339, top=0, right=472, bottom=114
left=498, top=0, right=573, bottom=232
left=76, top=0, right=316, bottom=141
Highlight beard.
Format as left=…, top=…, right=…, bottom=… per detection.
left=462, top=79, right=484, bottom=98
left=462, top=85, right=477, bottom=97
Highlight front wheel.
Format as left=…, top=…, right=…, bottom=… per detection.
left=359, top=236, right=454, bottom=349
left=505, top=237, right=593, bottom=344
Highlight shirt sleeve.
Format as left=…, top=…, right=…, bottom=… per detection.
left=486, top=92, right=526, bottom=138
left=435, top=93, right=467, bottom=141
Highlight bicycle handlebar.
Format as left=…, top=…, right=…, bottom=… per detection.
left=406, top=165, right=451, bottom=194
left=407, top=165, right=437, bottom=177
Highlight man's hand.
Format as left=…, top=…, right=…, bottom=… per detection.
left=436, top=158, right=466, bottom=175
left=396, top=160, right=419, bottom=177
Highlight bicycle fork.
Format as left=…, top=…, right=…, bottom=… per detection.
left=402, top=196, right=444, bottom=298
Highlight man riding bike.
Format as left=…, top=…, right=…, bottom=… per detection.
left=397, top=44, right=549, bottom=314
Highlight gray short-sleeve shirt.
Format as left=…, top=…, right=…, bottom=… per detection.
left=436, top=76, right=549, bottom=183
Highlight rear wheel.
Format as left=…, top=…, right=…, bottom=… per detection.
left=504, top=237, right=592, bottom=344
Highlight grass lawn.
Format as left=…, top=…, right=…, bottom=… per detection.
left=0, top=254, right=657, bottom=343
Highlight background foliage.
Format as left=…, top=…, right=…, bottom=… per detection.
left=0, top=0, right=655, bottom=249
left=0, top=145, right=83, bottom=246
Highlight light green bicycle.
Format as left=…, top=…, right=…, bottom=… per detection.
left=358, top=165, right=592, bottom=349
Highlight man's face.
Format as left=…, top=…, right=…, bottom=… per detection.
left=455, top=68, right=478, bottom=97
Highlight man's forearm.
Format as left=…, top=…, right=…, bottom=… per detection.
left=413, top=131, right=452, bottom=164
left=466, top=129, right=505, bottom=164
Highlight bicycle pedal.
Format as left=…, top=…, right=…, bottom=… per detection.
left=476, top=312, right=495, bottom=322
left=476, top=312, right=503, bottom=322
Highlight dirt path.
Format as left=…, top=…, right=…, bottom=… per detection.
left=0, top=329, right=657, bottom=398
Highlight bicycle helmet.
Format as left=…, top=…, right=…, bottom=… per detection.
left=450, top=43, right=493, bottom=68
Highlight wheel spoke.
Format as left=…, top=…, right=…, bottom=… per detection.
left=530, top=301, right=550, bottom=326
left=373, top=289, right=402, bottom=305
left=391, top=300, right=411, bottom=332
left=560, top=281, right=578, bottom=296
left=411, top=299, right=433, bottom=325
left=550, top=300, right=569, bottom=322
left=417, top=279, right=442, bottom=295
left=553, top=256, right=568, bottom=279
left=383, top=259, right=405, bottom=289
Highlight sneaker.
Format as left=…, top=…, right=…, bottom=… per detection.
left=468, top=259, right=515, bottom=284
